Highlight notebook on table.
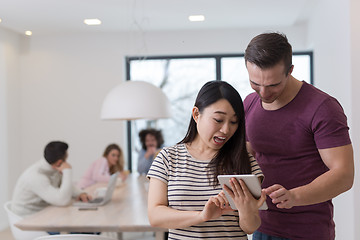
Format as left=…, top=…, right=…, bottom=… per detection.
left=73, top=172, right=119, bottom=207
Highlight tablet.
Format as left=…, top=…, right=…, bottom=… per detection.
left=217, top=174, right=268, bottom=210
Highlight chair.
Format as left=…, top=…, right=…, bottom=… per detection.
left=3, top=201, right=48, bottom=240
left=34, top=234, right=116, bottom=240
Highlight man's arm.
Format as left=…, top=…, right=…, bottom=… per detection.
left=31, top=169, right=73, bottom=206
left=266, top=144, right=354, bottom=208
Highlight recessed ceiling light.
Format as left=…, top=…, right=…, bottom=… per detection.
left=188, top=15, right=205, bottom=22
left=0, top=18, right=2, bottom=23
left=84, top=19, right=102, bottom=25
left=25, top=31, right=32, bottom=36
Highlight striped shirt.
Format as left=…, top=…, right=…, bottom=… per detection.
left=147, top=143, right=263, bottom=239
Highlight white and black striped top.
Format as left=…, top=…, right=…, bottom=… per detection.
left=147, top=143, right=263, bottom=239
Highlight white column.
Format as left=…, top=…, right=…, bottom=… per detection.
left=0, top=41, right=9, bottom=230
left=350, top=0, right=360, bottom=238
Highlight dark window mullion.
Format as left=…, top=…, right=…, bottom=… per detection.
left=125, top=59, right=132, bottom=172
left=215, top=57, right=221, bottom=80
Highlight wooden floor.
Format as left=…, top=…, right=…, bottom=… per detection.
left=0, top=227, right=13, bottom=240
left=0, top=227, right=156, bottom=240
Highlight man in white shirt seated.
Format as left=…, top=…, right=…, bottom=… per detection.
left=11, top=141, right=90, bottom=217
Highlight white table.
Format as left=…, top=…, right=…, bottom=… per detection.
left=15, top=174, right=166, bottom=240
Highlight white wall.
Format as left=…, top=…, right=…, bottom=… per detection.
left=0, top=27, right=22, bottom=229
left=350, top=0, right=360, bottom=238
left=307, top=0, right=359, bottom=239
left=17, top=34, right=126, bottom=186
left=0, top=34, right=9, bottom=230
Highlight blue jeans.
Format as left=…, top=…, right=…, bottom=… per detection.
left=252, top=231, right=290, bottom=240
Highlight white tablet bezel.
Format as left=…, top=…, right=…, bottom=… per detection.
left=217, top=174, right=268, bottom=210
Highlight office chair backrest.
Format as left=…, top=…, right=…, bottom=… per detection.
left=3, top=201, right=47, bottom=240
left=34, top=234, right=116, bottom=240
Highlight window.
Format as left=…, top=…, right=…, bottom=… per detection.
left=126, top=52, right=313, bottom=172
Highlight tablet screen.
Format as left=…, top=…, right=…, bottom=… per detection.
left=217, top=174, right=268, bottom=210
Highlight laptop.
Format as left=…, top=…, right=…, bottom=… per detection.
left=73, top=172, right=119, bottom=207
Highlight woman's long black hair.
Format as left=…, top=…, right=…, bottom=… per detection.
left=179, top=80, right=251, bottom=186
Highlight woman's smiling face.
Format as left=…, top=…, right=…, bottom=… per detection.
left=193, top=98, right=238, bottom=151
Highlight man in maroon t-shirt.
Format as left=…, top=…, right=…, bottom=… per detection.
left=243, top=32, right=354, bottom=240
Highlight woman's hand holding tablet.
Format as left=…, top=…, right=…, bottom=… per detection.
left=217, top=174, right=268, bottom=210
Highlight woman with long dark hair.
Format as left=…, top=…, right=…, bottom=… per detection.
left=147, top=80, right=266, bottom=239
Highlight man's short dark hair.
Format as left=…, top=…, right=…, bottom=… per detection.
left=245, top=32, right=293, bottom=75
left=44, top=141, right=68, bottom=164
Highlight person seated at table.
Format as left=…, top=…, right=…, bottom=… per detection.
left=137, top=128, right=164, bottom=175
left=11, top=141, right=90, bottom=217
left=147, top=80, right=266, bottom=239
left=77, top=143, right=127, bottom=189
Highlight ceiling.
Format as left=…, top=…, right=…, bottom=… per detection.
left=0, top=0, right=317, bottom=36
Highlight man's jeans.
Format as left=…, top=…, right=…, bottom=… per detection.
left=252, top=230, right=291, bottom=240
